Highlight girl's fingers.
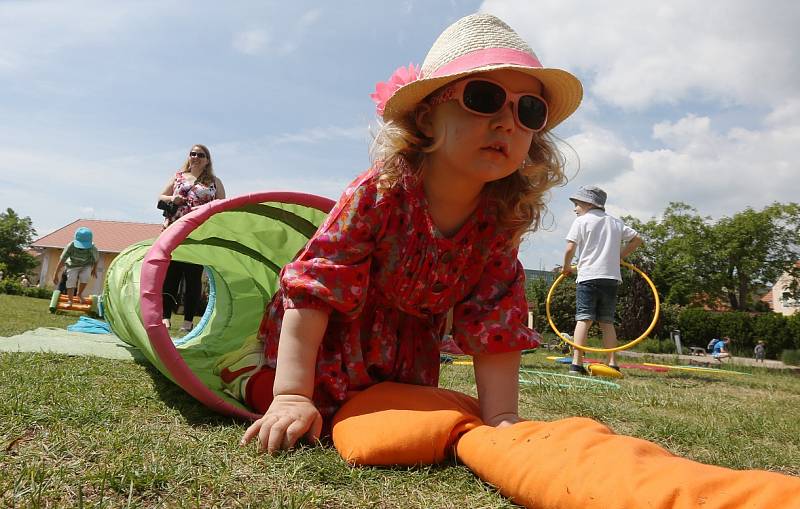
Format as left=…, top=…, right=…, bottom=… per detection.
left=284, top=417, right=314, bottom=450
left=306, top=413, right=323, bottom=443
left=242, top=414, right=277, bottom=449
left=241, top=417, right=265, bottom=445
left=265, top=417, right=293, bottom=454
left=241, top=407, right=321, bottom=454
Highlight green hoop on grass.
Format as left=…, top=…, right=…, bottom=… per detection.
left=519, top=369, right=620, bottom=390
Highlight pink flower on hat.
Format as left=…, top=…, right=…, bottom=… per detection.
left=370, top=63, right=420, bottom=116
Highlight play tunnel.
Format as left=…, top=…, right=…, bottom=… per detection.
left=103, top=192, right=334, bottom=420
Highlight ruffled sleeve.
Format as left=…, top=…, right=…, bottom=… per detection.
left=281, top=169, right=387, bottom=319
left=451, top=242, right=540, bottom=354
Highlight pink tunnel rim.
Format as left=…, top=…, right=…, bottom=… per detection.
left=140, top=191, right=335, bottom=420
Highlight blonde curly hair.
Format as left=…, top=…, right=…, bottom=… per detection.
left=369, top=105, right=567, bottom=247
left=179, top=144, right=217, bottom=187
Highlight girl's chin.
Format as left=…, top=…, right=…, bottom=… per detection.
left=472, top=170, right=518, bottom=185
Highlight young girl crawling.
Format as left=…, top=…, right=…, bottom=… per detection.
left=216, top=12, right=583, bottom=453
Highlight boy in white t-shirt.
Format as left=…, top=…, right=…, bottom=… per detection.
left=562, top=186, right=642, bottom=374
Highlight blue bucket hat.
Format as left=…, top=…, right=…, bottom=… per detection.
left=73, top=227, right=94, bottom=249
left=569, top=185, right=607, bottom=210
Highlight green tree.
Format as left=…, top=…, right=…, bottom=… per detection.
left=626, top=202, right=800, bottom=311
left=624, top=202, right=716, bottom=306
left=525, top=276, right=552, bottom=332
left=0, top=208, right=37, bottom=276
left=712, top=203, right=800, bottom=309
left=616, top=257, right=660, bottom=341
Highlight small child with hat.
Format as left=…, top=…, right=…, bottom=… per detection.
left=52, top=227, right=99, bottom=306
left=561, top=186, right=642, bottom=373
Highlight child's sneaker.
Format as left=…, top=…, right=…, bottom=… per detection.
left=214, top=335, right=265, bottom=401
left=569, top=363, right=588, bottom=375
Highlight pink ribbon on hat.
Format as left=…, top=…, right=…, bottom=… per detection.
left=370, top=48, right=543, bottom=117
left=431, top=48, right=542, bottom=77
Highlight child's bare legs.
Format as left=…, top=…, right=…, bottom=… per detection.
left=571, top=320, right=592, bottom=366
left=76, top=282, right=88, bottom=304
left=66, top=287, right=76, bottom=306
left=598, top=321, right=618, bottom=366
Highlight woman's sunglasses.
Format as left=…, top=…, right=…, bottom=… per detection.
left=189, top=151, right=207, bottom=159
left=427, top=78, right=548, bottom=132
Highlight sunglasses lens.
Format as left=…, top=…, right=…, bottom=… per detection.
left=517, top=95, right=548, bottom=131
left=190, top=151, right=206, bottom=158
left=463, top=80, right=506, bottom=114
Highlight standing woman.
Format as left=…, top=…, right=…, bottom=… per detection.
left=158, top=144, right=226, bottom=331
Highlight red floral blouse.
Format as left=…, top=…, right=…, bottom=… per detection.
left=257, top=164, right=540, bottom=418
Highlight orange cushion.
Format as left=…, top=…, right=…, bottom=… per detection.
left=331, top=382, right=482, bottom=466
left=456, top=418, right=800, bottom=509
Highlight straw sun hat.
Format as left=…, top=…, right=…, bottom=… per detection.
left=372, top=13, right=583, bottom=132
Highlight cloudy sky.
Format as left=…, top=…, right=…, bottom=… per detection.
left=2, top=0, right=798, bottom=270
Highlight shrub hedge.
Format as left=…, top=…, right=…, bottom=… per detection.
left=677, top=308, right=800, bottom=358
left=781, top=349, right=800, bottom=366
left=526, top=277, right=799, bottom=359
left=0, top=280, right=52, bottom=299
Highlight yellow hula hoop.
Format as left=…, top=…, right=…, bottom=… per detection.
left=545, top=261, right=661, bottom=353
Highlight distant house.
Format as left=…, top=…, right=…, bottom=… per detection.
left=759, top=288, right=774, bottom=311
left=689, top=293, right=732, bottom=312
left=31, top=219, right=163, bottom=295
left=524, top=268, right=556, bottom=285
left=770, top=262, right=800, bottom=316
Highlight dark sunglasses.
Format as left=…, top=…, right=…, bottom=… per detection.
left=428, top=78, right=548, bottom=132
left=189, top=151, right=207, bottom=159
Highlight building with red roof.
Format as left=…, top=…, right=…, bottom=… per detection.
left=31, top=219, right=162, bottom=295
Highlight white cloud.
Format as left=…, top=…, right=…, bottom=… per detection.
left=481, top=0, right=800, bottom=109
left=271, top=125, right=368, bottom=146
left=764, top=97, right=800, bottom=127
left=232, top=29, right=270, bottom=55
left=579, top=105, right=797, bottom=220
left=562, top=125, right=634, bottom=183
left=297, top=8, right=323, bottom=29
left=232, top=8, right=323, bottom=56
left=520, top=99, right=800, bottom=269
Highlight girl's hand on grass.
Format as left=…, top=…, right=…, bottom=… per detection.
left=241, top=394, right=322, bottom=454
left=483, top=412, right=524, bottom=428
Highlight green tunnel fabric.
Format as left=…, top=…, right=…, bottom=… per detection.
left=103, top=193, right=333, bottom=418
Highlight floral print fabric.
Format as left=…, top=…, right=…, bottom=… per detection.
left=257, top=165, right=540, bottom=419
left=164, top=171, right=217, bottom=227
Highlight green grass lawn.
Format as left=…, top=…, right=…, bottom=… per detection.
left=1, top=294, right=799, bottom=507
left=0, top=294, right=77, bottom=337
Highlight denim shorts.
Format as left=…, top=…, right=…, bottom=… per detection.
left=575, top=279, right=619, bottom=323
